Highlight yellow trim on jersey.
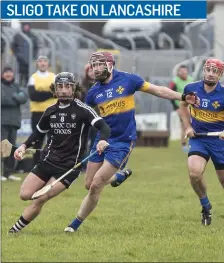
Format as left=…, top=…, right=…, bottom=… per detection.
left=190, top=106, right=224, bottom=123
left=139, top=81, right=150, bottom=92
left=98, top=95, right=135, bottom=117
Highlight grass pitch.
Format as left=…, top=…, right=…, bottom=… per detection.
left=1, top=141, right=224, bottom=262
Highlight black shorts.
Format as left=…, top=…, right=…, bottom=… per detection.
left=31, top=161, right=81, bottom=188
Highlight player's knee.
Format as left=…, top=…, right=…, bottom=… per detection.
left=85, top=179, right=92, bottom=190
left=89, top=182, right=100, bottom=193
left=19, top=190, right=32, bottom=201
left=189, top=170, right=201, bottom=181
left=85, top=182, right=91, bottom=190
left=90, top=177, right=106, bottom=193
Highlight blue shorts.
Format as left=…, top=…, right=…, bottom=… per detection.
left=188, top=137, right=224, bottom=170
left=89, top=140, right=135, bottom=170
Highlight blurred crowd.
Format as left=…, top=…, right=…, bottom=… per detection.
left=1, top=22, right=40, bottom=87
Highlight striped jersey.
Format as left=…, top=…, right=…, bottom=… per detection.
left=36, top=99, right=101, bottom=169
left=85, top=70, right=150, bottom=142
left=184, top=80, right=224, bottom=133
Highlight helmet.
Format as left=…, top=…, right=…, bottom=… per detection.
left=52, top=72, right=77, bottom=104
left=55, top=72, right=76, bottom=85
left=89, top=52, right=115, bottom=82
left=203, top=58, right=224, bottom=86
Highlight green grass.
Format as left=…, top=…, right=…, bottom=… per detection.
left=2, top=141, right=224, bottom=262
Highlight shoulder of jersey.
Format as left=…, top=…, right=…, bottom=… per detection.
left=185, top=80, right=202, bottom=88
left=74, top=98, right=82, bottom=105
left=74, top=98, right=89, bottom=108
left=44, top=103, right=58, bottom=115
left=89, top=81, right=100, bottom=90
left=219, top=82, right=224, bottom=93
left=118, top=70, right=132, bottom=77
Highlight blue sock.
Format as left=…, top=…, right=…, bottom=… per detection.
left=70, top=217, right=83, bottom=230
left=115, top=172, right=125, bottom=183
left=200, top=196, right=211, bottom=210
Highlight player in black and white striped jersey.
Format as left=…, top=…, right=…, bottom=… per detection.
left=8, top=72, right=110, bottom=234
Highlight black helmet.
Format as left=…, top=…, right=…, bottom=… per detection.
left=52, top=72, right=78, bottom=104
left=55, top=72, right=76, bottom=85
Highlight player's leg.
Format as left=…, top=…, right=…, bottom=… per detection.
left=216, top=169, right=224, bottom=188
left=8, top=170, right=48, bottom=233
left=188, top=155, right=207, bottom=198
left=84, top=138, right=104, bottom=190
left=65, top=160, right=118, bottom=232
left=85, top=161, right=132, bottom=189
left=64, top=141, right=134, bottom=232
left=8, top=163, right=69, bottom=233
left=31, top=112, right=44, bottom=166
left=188, top=138, right=211, bottom=226
left=9, top=176, right=67, bottom=234
left=109, top=167, right=132, bottom=187
left=209, top=138, right=224, bottom=189
left=109, top=141, right=135, bottom=187
left=84, top=161, right=103, bottom=190
left=84, top=140, right=133, bottom=189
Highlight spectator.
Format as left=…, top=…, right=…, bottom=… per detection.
left=1, top=36, right=5, bottom=55
left=169, top=65, right=193, bottom=152
left=1, top=66, right=28, bottom=181
left=1, top=36, right=6, bottom=67
left=28, top=55, right=57, bottom=166
left=11, top=22, right=39, bottom=86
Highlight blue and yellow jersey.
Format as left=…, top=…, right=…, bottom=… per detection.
left=183, top=80, right=224, bottom=133
left=85, top=70, right=150, bottom=142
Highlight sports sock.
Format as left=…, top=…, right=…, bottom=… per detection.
left=200, top=196, right=211, bottom=210
left=69, top=217, right=83, bottom=230
left=9, top=216, right=30, bottom=233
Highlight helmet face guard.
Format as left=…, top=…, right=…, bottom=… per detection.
left=53, top=72, right=77, bottom=103
left=89, top=52, right=115, bottom=82
left=203, top=58, right=224, bottom=86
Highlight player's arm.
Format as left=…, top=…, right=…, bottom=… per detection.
left=179, top=101, right=191, bottom=129
left=14, top=111, right=50, bottom=160
left=84, top=105, right=110, bottom=141
left=140, top=82, right=186, bottom=102
left=80, top=101, right=110, bottom=154
left=93, top=119, right=110, bottom=140
left=130, top=74, right=198, bottom=105
left=179, top=101, right=195, bottom=138
left=93, top=119, right=110, bottom=155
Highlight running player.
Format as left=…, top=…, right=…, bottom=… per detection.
left=8, top=72, right=110, bottom=233
left=179, top=58, right=224, bottom=226
left=64, top=52, right=199, bottom=232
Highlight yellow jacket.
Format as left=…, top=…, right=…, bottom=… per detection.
left=28, top=71, right=57, bottom=112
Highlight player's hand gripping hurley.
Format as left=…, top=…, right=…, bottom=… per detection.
left=31, top=142, right=109, bottom=200
left=1, top=139, right=41, bottom=159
